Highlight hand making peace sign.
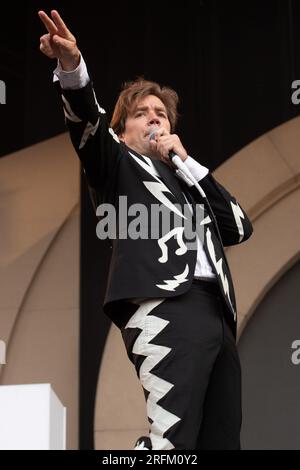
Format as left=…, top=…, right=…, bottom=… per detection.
left=38, top=10, right=80, bottom=71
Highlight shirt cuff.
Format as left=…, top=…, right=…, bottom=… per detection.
left=53, top=54, right=90, bottom=90
left=184, top=156, right=209, bottom=181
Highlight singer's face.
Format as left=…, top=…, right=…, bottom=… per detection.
left=118, top=94, right=171, bottom=157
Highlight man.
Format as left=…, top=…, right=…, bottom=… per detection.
left=39, top=10, right=253, bottom=450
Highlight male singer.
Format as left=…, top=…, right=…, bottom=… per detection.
left=39, top=10, right=253, bottom=450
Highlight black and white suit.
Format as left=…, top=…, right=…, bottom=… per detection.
left=55, top=66, right=253, bottom=449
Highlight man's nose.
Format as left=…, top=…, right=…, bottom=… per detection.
left=148, top=116, right=161, bottom=126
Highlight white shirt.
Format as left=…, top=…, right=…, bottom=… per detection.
left=53, top=58, right=216, bottom=280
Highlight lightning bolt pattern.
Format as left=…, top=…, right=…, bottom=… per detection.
left=125, top=298, right=181, bottom=450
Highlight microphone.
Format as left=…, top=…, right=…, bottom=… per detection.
left=149, top=130, right=207, bottom=198
left=149, top=130, right=184, bottom=170
left=149, top=130, right=176, bottom=162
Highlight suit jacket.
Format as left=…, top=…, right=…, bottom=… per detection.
left=56, top=80, right=253, bottom=338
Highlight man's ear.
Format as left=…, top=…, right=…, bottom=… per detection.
left=118, top=133, right=125, bottom=142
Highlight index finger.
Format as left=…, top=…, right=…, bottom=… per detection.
left=155, top=128, right=169, bottom=139
left=51, top=10, right=70, bottom=35
left=38, top=10, right=58, bottom=35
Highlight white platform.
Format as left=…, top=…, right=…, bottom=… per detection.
left=0, top=384, right=66, bottom=450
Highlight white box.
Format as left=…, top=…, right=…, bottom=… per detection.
left=0, top=384, right=66, bottom=450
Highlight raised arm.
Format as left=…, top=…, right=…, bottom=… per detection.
left=38, top=10, right=122, bottom=196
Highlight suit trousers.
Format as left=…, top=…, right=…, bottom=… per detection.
left=120, top=280, right=242, bottom=450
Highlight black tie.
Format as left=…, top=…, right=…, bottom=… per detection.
left=176, top=178, right=198, bottom=230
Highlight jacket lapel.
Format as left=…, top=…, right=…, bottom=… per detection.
left=151, top=159, right=187, bottom=208
left=126, top=144, right=188, bottom=207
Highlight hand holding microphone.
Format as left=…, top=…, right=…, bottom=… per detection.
left=148, top=128, right=188, bottom=166
left=149, top=128, right=207, bottom=198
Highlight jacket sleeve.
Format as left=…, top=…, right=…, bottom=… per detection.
left=54, top=78, right=122, bottom=194
left=189, top=172, right=254, bottom=247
